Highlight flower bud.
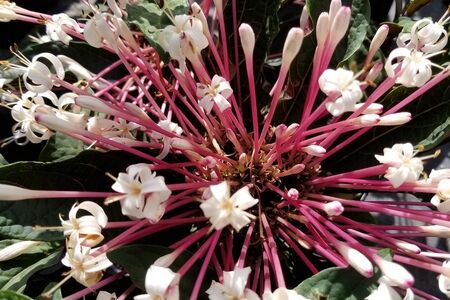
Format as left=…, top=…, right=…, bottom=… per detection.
left=354, top=114, right=380, bottom=125
left=274, top=124, right=287, bottom=139
left=0, top=241, right=41, bottom=262
left=287, top=188, right=299, bottom=200
left=365, top=62, right=384, bottom=82
left=395, top=241, right=421, bottom=254
left=302, top=145, right=326, bottom=157
left=316, top=12, right=330, bottom=49
left=354, top=103, right=384, bottom=114
left=329, top=7, right=351, bottom=47
left=323, top=201, right=344, bottom=216
left=281, top=28, right=304, bottom=70
left=191, top=3, right=210, bottom=37
left=0, top=2, right=17, bottom=22
left=335, top=241, right=373, bottom=277
left=328, top=0, right=342, bottom=22
left=239, top=23, right=255, bottom=59
left=378, top=112, right=411, bottom=126
left=367, top=25, right=389, bottom=63
left=75, top=95, right=118, bottom=115
left=374, top=257, right=414, bottom=288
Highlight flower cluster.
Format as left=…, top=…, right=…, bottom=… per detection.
left=1, top=0, right=450, bottom=299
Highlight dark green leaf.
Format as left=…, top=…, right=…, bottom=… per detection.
left=404, top=0, right=432, bottom=16
left=39, top=133, right=84, bottom=162
left=295, top=249, right=391, bottom=300
left=341, top=0, right=371, bottom=63
left=0, top=155, right=7, bottom=167
left=1, top=249, right=61, bottom=291
left=0, top=290, right=33, bottom=300
left=306, top=0, right=331, bottom=24
left=0, top=217, right=63, bottom=242
left=126, top=0, right=189, bottom=61
left=107, top=244, right=213, bottom=299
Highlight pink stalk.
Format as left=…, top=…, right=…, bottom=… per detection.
left=277, top=228, right=319, bottom=273
left=62, top=272, right=124, bottom=300
left=261, top=214, right=285, bottom=287
left=190, top=230, right=221, bottom=300
left=237, top=222, right=255, bottom=267
left=177, top=231, right=219, bottom=276
left=323, top=182, right=437, bottom=193
left=262, top=249, right=272, bottom=293
left=117, top=285, right=136, bottom=300
left=309, top=164, right=388, bottom=184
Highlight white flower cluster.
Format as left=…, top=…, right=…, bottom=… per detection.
left=60, top=201, right=112, bottom=287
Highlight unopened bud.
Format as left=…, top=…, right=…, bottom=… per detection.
left=378, top=112, right=411, bottom=126
left=330, top=7, right=351, bottom=47
left=354, top=114, right=380, bottom=125
left=316, top=12, right=330, bottom=49
left=287, top=188, right=299, bottom=200
left=421, top=225, right=450, bottom=238
left=367, top=25, right=389, bottom=63
left=191, top=3, right=210, bottom=37
left=124, top=102, right=151, bottom=121
left=154, top=253, right=177, bottom=268
left=335, top=241, right=373, bottom=277
left=323, top=201, right=344, bottom=216
left=171, top=138, right=193, bottom=150
left=239, top=23, right=255, bottom=59
left=354, top=103, right=384, bottom=114
left=0, top=241, right=41, bottom=262
left=328, top=0, right=342, bottom=22
left=299, top=6, right=310, bottom=32
left=76, top=95, right=117, bottom=115
left=395, top=241, right=421, bottom=254
left=278, top=164, right=305, bottom=177
left=274, top=124, right=287, bottom=139
left=282, top=28, right=304, bottom=69
left=202, top=156, right=217, bottom=168
left=302, top=145, right=326, bottom=157
left=374, top=257, right=414, bottom=288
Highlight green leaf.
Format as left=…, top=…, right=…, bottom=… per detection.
left=341, top=0, right=371, bottom=63
left=397, top=16, right=416, bottom=32
left=0, top=216, right=63, bottom=242
left=295, top=249, right=392, bottom=299
left=404, top=0, right=432, bottom=16
left=107, top=245, right=213, bottom=299
left=1, top=250, right=61, bottom=291
left=35, top=283, right=62, bottom=300
left=0, top=290, right=33, bottom=300
left=126, top=0, right=189, bottom=61
left=306, top=0, right=331, bottom=24
left=38, top=133, right=84, bottom=162
left=0, top=155, right=7, bottom=167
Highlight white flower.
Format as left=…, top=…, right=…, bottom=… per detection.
left=84, top=13, right=119, bottom=50
left=385, top=48, right=432, bottom=87
left=374, top=258, right=414, bottom=288
left=110, top=163, right=171, bottom=222
left=61, top=236, right=112, bottom=287
left=263, top=288, right=310, bottom=300
left=365, top=282, right=414, bottom=300
left=334, top=241, right=373, bottom=277
left=134, top=265, right=180, bottom=300
left=428, top=169, right=450, bottom=183
left=206, top=267, right=260, bottom=300
left=22, top=53, right=65, bottom=93
left=196, top=75, right=233, bottom=113
left=46, top=13, right=82, bottom=45
left=11, top=93, right=53, bottom=144
left=60, top=201, right=108, bottom=247
left=0, top=240, right=41, bottom=262
left=375, top=143, right=423, bottom=188
left=150, top=119, right=183, bottom=159
left=200, top=181, right=258, bottom=232
left=302, top=145, right=326, bottom=157
left=158, top=14, right=208, bottom=70
left=397, top=18, right=448, bottom=54
left=438, top=260, right=450, bottom=297
left=318, top=68, right=363, bottom=116
left=431, top=179, right=450, bottom=212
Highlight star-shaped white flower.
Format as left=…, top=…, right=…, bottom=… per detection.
left=385, top=48, right=432, bottom=87
left=134, top=265, right=180, bottom=300
left=110, top=164, right=171, bottom=222
left=200, top=181, right=258, bottom=232
left=318, top=68, right=363, bottom=116
left=375, top=143, right=423, bottom=188
left=206, top=267, right=260, bottom=300
left=46, top=13, right=82, bottom=45
left=158, top=14, right=208, bottom=70
left=196, top=75, right=233, bottom=113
